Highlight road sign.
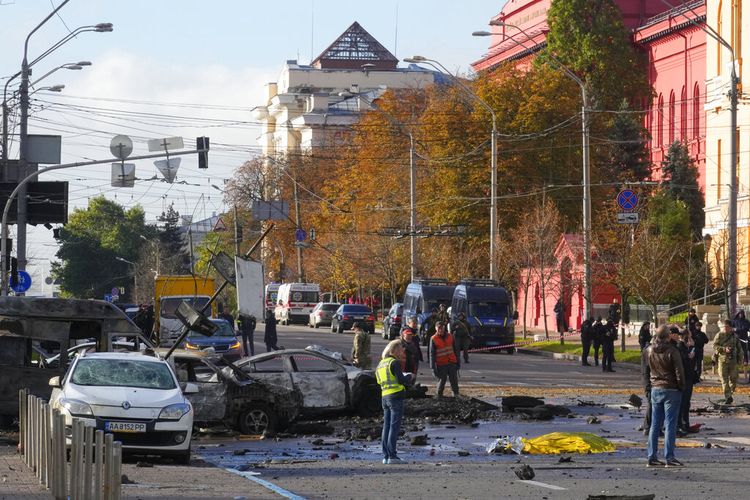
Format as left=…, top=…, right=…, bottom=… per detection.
left=111, top=287, right=120, bottom=296
left=295, top=228, right=307, bottom=242
left=10, top=270, right=32, bottom=293
left=213, top=217, right=227, bottom=232
left=617, top=189, right=639, bottom=211
left=104, top=294, right=113, bottom=302
left=617, top=212, right=640, bottom=224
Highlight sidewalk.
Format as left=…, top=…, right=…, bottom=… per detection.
left=0, top=441, right=51, bottom=500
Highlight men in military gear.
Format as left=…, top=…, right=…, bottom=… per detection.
left=713, top=320, right=743, bottom=404
left=452, top=312, right=472, bottom=363
left=601, top=319, right=618, bottom=372
left=580, top=317, right=594, bottom=366
left=351, top=322, right=372, bottom=369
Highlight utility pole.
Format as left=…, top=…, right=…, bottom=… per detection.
left=233, top=205, right=241, bottom=256
left=292, top=174, right=304, bottom=282
left=409, top=133, right=417, bottom=281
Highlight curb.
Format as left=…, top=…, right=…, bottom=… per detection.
left=517, top=348, right=641, bottom=371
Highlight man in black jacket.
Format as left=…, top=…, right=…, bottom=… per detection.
left=692, top=322, right=709, bottom=382
left=601, top=319, right=617, bottom=372
left=592, top=317, right=605, bottom=367
left=580, top=317, right=594, bottom=366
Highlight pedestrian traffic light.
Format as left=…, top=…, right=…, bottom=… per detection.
left=197, top=137, right=209, bottom=169
left=236, top=225, right=243, bottom=242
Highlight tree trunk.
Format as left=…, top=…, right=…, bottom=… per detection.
left=541, top=280, right=549, bottom=339
left=620, top=290, right=628, bottom=353
left=522, top=269, right=531, bottom=339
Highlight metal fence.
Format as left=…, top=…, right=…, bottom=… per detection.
left=19, top=389, right=122, bottom=500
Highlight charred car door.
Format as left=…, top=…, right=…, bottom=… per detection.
left=173, top=357, right=228, bottom=424
left=287, top=353, right=349, bottom=410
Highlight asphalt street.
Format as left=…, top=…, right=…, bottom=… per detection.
left=259, top=322, right=644, bottom=389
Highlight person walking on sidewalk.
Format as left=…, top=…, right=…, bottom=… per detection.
left=351, top=322, right=372, bottom=369
left=452, top=312, right=473, bottom=363
left=430, top=322, right=460, bottom=398
left=376, top=340, right=413, bottom=464
left=642, top=325, right=685, bottom=467
left=601, top=319, right=617, bottom=372
left=714, top=320, right=743, bottom=404
left=581, top=317, right=594, bottom=366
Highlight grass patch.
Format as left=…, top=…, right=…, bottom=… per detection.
left=525, top=341, right=644, bottom=364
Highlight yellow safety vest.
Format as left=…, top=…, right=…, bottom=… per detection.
left=376, top=357, right=405, bottom=396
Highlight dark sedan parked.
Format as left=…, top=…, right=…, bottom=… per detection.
left=331, top=304, right=375, bottom=334
left=183, top=318, right=243, bottom=362
left=381, top=303, right=403, bottom=340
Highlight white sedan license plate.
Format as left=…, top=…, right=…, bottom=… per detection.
left=105, top=421, right=146, bottom=433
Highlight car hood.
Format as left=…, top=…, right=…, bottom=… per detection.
left=63, top=384, right=184, bottom=409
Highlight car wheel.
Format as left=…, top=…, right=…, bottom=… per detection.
left=357, top=390, right=382, bottom=417
left=506, top=347, right=515, bottom=355
left=238, top=403, right=277, bottom=436
left=174, top=448, right=191, bottom=465
left=338, top=323, right=344, bottom=334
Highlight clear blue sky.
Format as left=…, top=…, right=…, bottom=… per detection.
left=1, top=0, right=503, bottom=294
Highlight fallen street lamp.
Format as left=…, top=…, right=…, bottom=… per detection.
left=403, top=55, right=498, bottom=281
left=474, top=22, right=593, bottom=320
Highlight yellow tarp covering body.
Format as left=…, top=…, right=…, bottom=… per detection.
left=522, top=432, right=616, bottom=455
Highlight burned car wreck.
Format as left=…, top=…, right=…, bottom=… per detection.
left=167, top=347, right=381, bottom=435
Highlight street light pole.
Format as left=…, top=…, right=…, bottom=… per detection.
left=403, top=56, right=497, bottom=280
left=116, top=256, right=137, bottom=303
left=15, top=7, right=112, bottom=284
left=475, top=23, right=593, bottom=319
left=657, top=0, right=739, bottom=314
left=340, top=91, right=418, bottom=280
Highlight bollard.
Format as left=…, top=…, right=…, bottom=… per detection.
left=36, top=398, right=43, bottom=481
left=57, top=412, right=67, bottom=500
left=70, top=419, right=80, bottom=499
left=111, top=442, right=122, bottom=500
left=49, top=409, right=59, bottom=499
left=83, top=425, right=93, bottom=500
left=40, top=403, right=48, bottom=486
left=94, top=430, right=104, bottom=500
left=29, top=395, right=36, bottom=471
left=18, top=389, right=27, bottom=457
left=103, top=433, right=114, bottom=500
left=75, top=420, right=86, bottom=500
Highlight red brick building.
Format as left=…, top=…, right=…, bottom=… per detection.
left=473, top=0, right=706, bottom=330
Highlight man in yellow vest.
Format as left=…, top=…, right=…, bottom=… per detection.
left=429, top=322, right=460, bottom=398
left=376, top=339, right=413, bottom=464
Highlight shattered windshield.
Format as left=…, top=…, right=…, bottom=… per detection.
left=71, top=358, right=176, bottom=390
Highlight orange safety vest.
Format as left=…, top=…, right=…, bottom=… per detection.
left=432, top=333, right=457, bottom=366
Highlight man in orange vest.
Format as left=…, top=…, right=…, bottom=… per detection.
left=429, top=322, right=460, bottom=397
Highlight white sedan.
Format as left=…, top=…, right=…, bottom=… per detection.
left=49, top=352, right=197, bottom=464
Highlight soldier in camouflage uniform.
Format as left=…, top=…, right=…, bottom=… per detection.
left=713, top=319, right=743, bottom=404
left=451, top=312, right=473, bottom=363
left=351, top=322, right=372, bottom=369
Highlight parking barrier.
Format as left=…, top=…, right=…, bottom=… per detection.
left=18, top=389, right=123, bottom=500
left=465, top=330, right=582, bottom=353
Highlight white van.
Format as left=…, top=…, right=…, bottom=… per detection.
left=264, top=283, right=280, bottom=312
left=275, top=283, right=321, bottom=325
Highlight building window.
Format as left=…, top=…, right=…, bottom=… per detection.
left=669, top=91, right=676, bottom=144
left=693, top=83, right=701, bottom=139
left=681, top=86, right=688, bottom=140
left=657, top=94, right=664, bottom=147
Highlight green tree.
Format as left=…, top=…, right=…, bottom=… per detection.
left=605, top=99, right=652, bottom=183
left=52, top=197, right=148, bottom=300
left=661, top=140, right=704, bottom=239
left=155, top=203, right=190, bottom=274
left=545, top=0, right=651, bottom=109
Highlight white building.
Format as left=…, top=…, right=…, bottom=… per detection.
left=255, top=22, right=435, bottom=157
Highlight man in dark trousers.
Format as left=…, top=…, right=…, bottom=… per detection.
left=554, top=299, right=568, bottom=334
left=592, top=317, right=605, bottom=367
left=692, top=321, right=709, bottom=382
left=732, top=310, right=750, bottom=366
left=608, top=299, right=621, bottom=325
left=238, top=314, right=257, bottom=356
left=601, top=319, right=617, bottom=372
left=580, top=317, right=594, bottom=366
left=264, top=310, right=279, bottom=351
left=685, top=308, right=700, bottom=335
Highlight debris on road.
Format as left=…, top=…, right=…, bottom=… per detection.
left=410, top=434, right=428, bottom=446
left=514, top=464, right=535, bottom=480
left=488, top=432, right=615, bottom=455
left=628, top=394, right=643, bottom=409
left=587, top=416, right=601, bottom=424
left=586, top=495, right=655, bottom=500
left=502, top=396, right=545, bottom=411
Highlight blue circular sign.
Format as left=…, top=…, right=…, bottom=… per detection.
left=617, top=189, right=639, bottom=211
left=11, top=270, right=32, bottom=293
left=295, top=228, right=307, bottom=242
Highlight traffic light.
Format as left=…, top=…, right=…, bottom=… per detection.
left=236, top=225, right=243, bottom=242
left=197, top=137, right=209, bottom=169
left=10, top=257, right=18, bottom=287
